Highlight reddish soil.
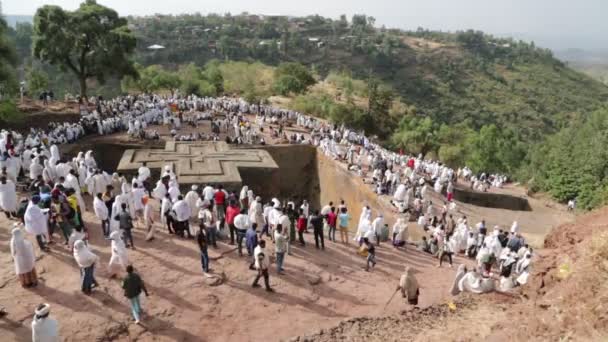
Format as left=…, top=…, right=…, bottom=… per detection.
left=0, top=111, right=577, bottom=341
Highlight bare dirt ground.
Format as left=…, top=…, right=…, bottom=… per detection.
left=0, top=111, right=575, bottom=341
left=1, top=198, right=475, bottom=342
left=296, top=206, right=608, bottom=342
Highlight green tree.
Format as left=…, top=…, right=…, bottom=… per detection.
left=26, top=67, right=49, bottom=95
left=391, top=116, right=439, bottom=158
left=32, top=0, right=136, bottom=98
left=272, top=62, right=315, bottom=95
left=7, top=22, right=33, bottom=60
left=436, top=123, right=475, bottom=168
left=0, top=15, right=18, bottom=99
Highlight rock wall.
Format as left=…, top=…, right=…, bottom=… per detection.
left=315, top=150, right=400, bottom=234
left=259, top=145, right=319, bottom=205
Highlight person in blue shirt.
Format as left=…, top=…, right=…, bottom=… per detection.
left=246, top=223, right=259, bottom=270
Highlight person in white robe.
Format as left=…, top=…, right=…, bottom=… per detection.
left=168, top=180, right=181, bottom=202
left=184, top=185, right=200, bottom=219
left=161, top=194, right=173, bottom=234
left=355, top=218, right=372, bottom=244
left=77, top=162, right=87, bottom=190
left=0, top=176, right=17, bottom=218
left=65, top=170, right=85, bottom=211
left=24, top=196, right=50, bottom=251
left=84, top=150, right=97, bottom=170
left=515, top=252, right=532, bottom=285
left=143, top=196, right=156, bottom=241
left=239, top=185, right=249, bottom=210
left=392, top=217, right=408, bottom=247
left=393, top=183, right=406, bottom=202
left=357, top=206, right=372, bottom=233
left=32, top=303, right=59, bottom=342
left=29, top=159, right=43, bottom=181
left=42, top=160, right=55, bottom=184
left=73, top=240, right=99, bottom=294
left=172, top=196, right=193, bottom=237
left=50, top=144, right=60, bottom=162
left=152, top=179, right=168, bottom=200
left=109, top=196, right=123, bottom=234
left=510, top=221, right=519, bottom=234
left=93, top=193, right=110, bottom=238
left=11, top=226, right=37, bottom=287
left=202, top=184, right=215, bottom=201
left=108, top=231, right=128, bottom=278
left=398, top=266, right=419, bottom=305
left=458, top=270, right=495, bottom=294
left=248, top=196, right=264, bottom=229
left=137, top=164, right=151, bottom=183
left=371, top=214, right=384, bottom=245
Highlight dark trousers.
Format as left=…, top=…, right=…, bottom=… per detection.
left=261, top=223, right=271, bottom=238
left=328, top=225, right=336, bottom=241
left=123, top=228, right=134, bottom=248
left=165, top=214, right=175, bottom=233
left=229, top=223, right=236, bottom=244
left=179, top=221, right=193, bottom=238
left=204, top=226, right=218, bottom=247
left=200, top=250, right=209, bottom=273
left=252, top=269, right=270, bottom=290
left=101, top=219, right=110, bottom=237
left=236, top=229, right=247, bottom=256
left=298, top=231, right=305, bottom=246
left=314, top=228, right=325, bottom=249
left=439, top=251, right=453, bottom=266
left=81, top=264, right=98, bottom=293
left=35, top=234, right=47, bottom=250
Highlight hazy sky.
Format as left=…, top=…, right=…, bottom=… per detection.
left=4, top=0, right=607, bottom=49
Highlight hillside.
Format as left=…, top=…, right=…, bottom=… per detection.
left=292, top=205, right=608, bottom=341
left=129, top=14, right=608, bottom=141
left=9, top=10, right=608, bottom=208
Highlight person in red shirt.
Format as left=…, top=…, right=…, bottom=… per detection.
left=225, top=200, right=241, bottom=245
left=326, top=207, right=338, bottom=242
left=296, top=209, right=307, bottom=246
left=214, top=184, right=226, bottom=229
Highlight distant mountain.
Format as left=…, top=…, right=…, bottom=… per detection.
left=3, top=15, right=33, bottom=27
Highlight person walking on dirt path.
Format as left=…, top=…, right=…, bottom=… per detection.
left=310, top=210, right=325, bottom=250
left=274, top=225, right=287, bottom=274
left=197, top=228, right=210, bottom=273
left=246, top=223, right=259, bottom=268
left=296, top=209, right=307, bottom=246
left=116, top=203, right=135, bottom=249
left=226, top=200, right=240, bottom=245
left=363, top=237, right=376, bottom=271
left=252, top=240, right=273, bottom=292
left=122, top=265, right=149, bottom=325
left=397, top=266, right=420, bottom=306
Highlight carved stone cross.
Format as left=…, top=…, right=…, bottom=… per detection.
left=117, top=141, right=279, bottom=188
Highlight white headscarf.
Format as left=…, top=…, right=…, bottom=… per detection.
left=10, top=226, right=36, bottom=275
left=399, top=266, right=419, bottom=299
left=73, top=240, right=98, bottom=268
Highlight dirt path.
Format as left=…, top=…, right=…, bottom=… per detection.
left=0, top=199, right=472, bottom=341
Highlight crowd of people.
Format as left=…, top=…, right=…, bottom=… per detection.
left=1, top=94, right=534, bottom=341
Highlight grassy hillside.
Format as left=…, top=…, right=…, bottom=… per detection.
left=129, top=14, right=608, bottom=141
left=12, top=11, right=608, bottom=208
